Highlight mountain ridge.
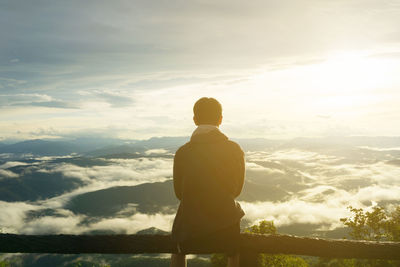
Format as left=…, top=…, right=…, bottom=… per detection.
left=1, top=135, right=400, bottom=157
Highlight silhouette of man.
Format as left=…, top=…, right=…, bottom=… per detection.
left=170, top=97, right=245, bottom=267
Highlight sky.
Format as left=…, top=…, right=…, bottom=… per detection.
left=1, top=0, right=400, bottom=141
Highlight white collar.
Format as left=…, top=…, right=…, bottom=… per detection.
left=191, top=124, right=220, bottom=137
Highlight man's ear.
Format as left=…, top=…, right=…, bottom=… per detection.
left=193, top=116, right=199, bottom=126
left=218, top=115, right=223, bottom=126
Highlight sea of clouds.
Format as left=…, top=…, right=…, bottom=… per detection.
left=0, top=145, right=399, bottom=236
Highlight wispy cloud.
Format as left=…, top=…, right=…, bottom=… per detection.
left=79, top=90, right=135, bottom=108
left=88, top=213, right=174, bottom=234
left=0, top=169, right=18, bottom=179
left=0, top=161, right=29, bottom=169
left=0, top=94, right=78, bottom=109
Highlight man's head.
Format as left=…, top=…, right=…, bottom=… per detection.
left=193, top=97, right=223, bottom=126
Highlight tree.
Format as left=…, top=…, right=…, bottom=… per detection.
left=340, top=205, right=400, bottom=242
left=211, top=220, right=308, bottom=267
left=316, top=205, right=400, bottom=267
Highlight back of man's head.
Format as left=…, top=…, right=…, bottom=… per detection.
left=193, top=97, right=222, bottom=126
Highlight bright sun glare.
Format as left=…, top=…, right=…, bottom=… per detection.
left=303, top=52, right=399, bottom=115
left=236, top=50, right=400, bottom=134
left=253, top=51, right=396, bottom=106
left=315, top=52, right=393, bottom=92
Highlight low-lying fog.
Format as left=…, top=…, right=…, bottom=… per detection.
left=1, top=136, right=399, bottom=237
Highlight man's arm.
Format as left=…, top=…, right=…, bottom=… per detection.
left=173, top=148, right=183, bottom=200
left=233, top=146, right=245, bottom=198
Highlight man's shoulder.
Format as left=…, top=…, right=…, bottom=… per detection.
left=226, top=140, right=244, bottom=155
left=175, top=142, right=191, bottom=156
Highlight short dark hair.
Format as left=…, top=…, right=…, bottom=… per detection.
left=193, top=97, right=222, bottom=125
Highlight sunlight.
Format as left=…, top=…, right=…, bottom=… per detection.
left=246, top=50, right=399, bottom=123
left=313, top=51, right=394, bottom=92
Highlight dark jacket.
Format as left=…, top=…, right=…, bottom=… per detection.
left=171, top=129, right=245, bottom=242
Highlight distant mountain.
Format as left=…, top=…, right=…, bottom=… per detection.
left=238, top=179, right=289, bottom=202
left=86, top=136, right=285, bottom=157
left=136, top=136, right=190, bottom=149
left=0, top=136, right=282, bottom=158
left=280, top=136, right=400, bottom=150
left=66, top=180, right=179, bottom=217
left=86, top=135, right=400, bottom=158
left=66, top=178, right=291, bottom=218
left=50, top=156, right=112, bottom=167
left=234, top=137, right=284, bottom=151
left=69, top=137, right=130, bottom=150
left=86, top=136, right=189, bottom=157
left=0, top=138, right=129, bottom=157
left=0, top=139, right=82, bottom=156
left=0, top=165, right=86, bottom=202
left=86, top=144, right=149, bottom=157
left=235, top=136, right=400, bottom=152
left=99, top=153, right=173, bottom=159
left=3, top=135, right=400, bottom=158
left=136, top=227, right=169, bottom=235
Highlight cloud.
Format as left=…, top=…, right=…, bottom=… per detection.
left=88, top=213, right=174, bottom=234
left=0, top=94, right=49, bottom=105
left=354, top=185, right=400, bottom=203
left=245, top=162, right=285, bottom=175
left=16, top=157, right=173, bottom=208
left=0, top=94, right=77, bottom=109
left=0, top=77, right=27, bottom=88
left=30, top=100, right=78, bottom=109
left=0, top=169, right=18, bottom=178
left=1, top=144, right=400, bottom=236
left=240, top=200, right=350, bottom=229
left=21, top=213, right=84, bottom=235
left=2, top=0, right=399, bottom=79
left=369, top=51, right=400, bottom=59
left=246, top=150, right=341, bottom=166
left=0, top=156, right=176, bottom=234
left=79, top=90, right=134, bottom=108
left=144, top=149, right=169, bottom=155
left=0, top=161, right=29, bottom=169
left=47, top=158, right=173, bottom=183
left=241, top=147, right=400, bottom=230
left=3, top=0, right=398, bottom=72
left=0, top=194, right=174, bottom=234
left=241, top=184, right=400, bottom=230
left=0, top=201, right=38, bottom=233
left=316, top=114, right=332, bottom=120
left=358, top=146, right=400, bottom=152
left=7, top=209, right=174, bottom=235
left=246, top=147, right=399, bottom=186
left=0, top=0, right=399, bottom=141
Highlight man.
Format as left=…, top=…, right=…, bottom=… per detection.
left=171, top=97, right=245, bottom=267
